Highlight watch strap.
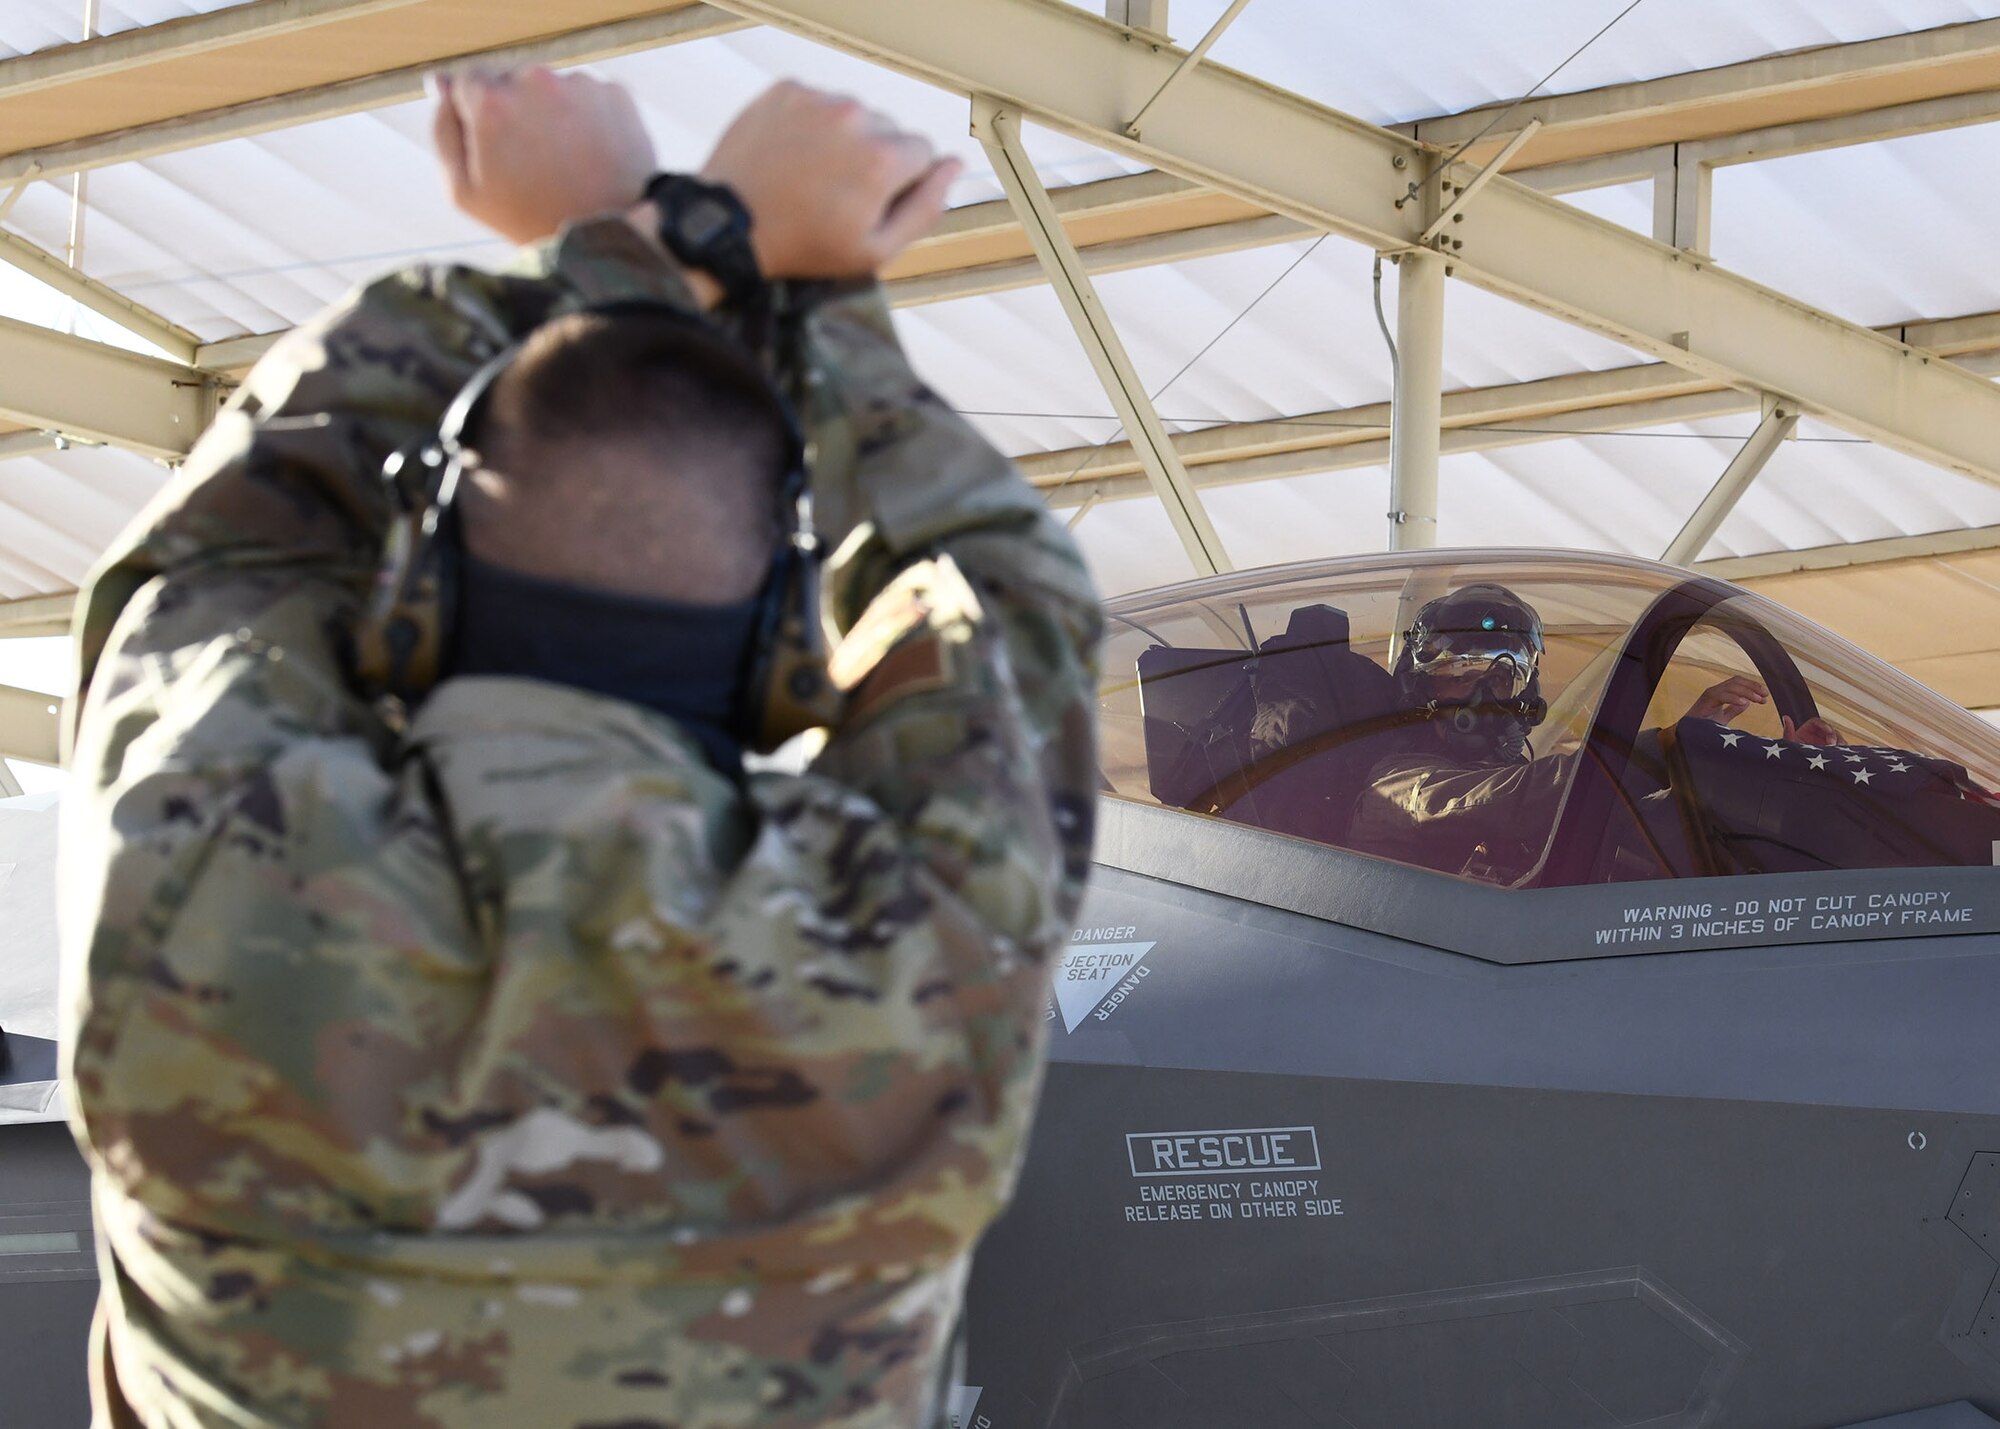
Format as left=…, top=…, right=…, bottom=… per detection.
left=644, top=172, right=762, bottom=308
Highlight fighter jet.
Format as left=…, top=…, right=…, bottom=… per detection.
left=8, top=548, right=2000, bottom=1427
left=955, top=547, right=2000, bottom=1429
left=0, top=791, right=94, bottom=1427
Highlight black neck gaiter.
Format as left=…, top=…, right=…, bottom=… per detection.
left=451, top=553, right=763, bottom=771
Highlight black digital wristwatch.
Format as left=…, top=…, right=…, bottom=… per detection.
left=643, top=172, right=762, bottom=309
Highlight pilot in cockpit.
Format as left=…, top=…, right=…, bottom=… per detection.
left=1347, top=583, right=1842, bottom=882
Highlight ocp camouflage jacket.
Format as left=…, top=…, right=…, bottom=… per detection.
left=60, top=215, right=1102, bottom=1429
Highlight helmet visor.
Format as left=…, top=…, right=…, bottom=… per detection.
left=1407, top=628, right=1542, bottom=700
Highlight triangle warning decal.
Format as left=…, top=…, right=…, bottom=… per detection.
left=1053, top=941, right=1155, bottom=1033
left=945, top=1386, right=983, bottom=1429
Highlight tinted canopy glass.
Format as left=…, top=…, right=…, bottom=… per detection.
left=1104, top=550, right=2000, bottom=889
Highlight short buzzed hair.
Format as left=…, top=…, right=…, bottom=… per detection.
left=457, top=309, right=794, bottom=604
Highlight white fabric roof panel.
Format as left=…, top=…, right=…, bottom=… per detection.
left=0, top=0, right=251, bottom=58
left=6, top=116, right=510, bottom=341
left=0, top=446, right=168, bottom=600
left=900, top=235, right=1652, bottom=460
left=1558, top=180, right=1654, bottom=237
left=0, top=256, right=176, bottom=359
left=1191, top=0, right=2000, bottom=125
left=1075, top=415, right=2000, bottom=598
left=1710, top=124, right=2000, bottom=328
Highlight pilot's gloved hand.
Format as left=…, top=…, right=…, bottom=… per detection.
left=1684, top=675, right=1769, bottom=725
left=1781, top=714, right=1844, bottom=746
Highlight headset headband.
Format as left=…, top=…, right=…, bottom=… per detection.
left=357, top=297, right=835, bottom=752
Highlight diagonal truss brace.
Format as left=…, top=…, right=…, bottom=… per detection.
left=1661, top=398, right=1797, bottom=568
left=0, top=229, right=202, bottom=363
left=971, top=95, right=1231, bottom=574
left=1124, top=0, right=1251, bottom=138
left=710, top=0, right=2000, bottom=490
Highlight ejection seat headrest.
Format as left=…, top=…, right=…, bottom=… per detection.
left=1137, top=602, right=1397, bottom=812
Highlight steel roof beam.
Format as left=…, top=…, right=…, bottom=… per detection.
left=888, top=211, right=1311, bottom=307
left=1018, top=306, right=2000, bottom=491
left=708, top=0, right=2000, bottom=490
left=0, top=432, right=61, bottom=462
left=1034, top=349, right=2000, bottom=511
left=0, top=0, right=428, bottom=101
left=5, top=7, right=1998, bottom=281
left=1407, top=17, right=2000, bottom=166
left=0, top=4, right=747, bottom=184
left=1681, top=86, right=2000, bottom=168
left=62, top=16, right=2000, bottom=382
left=1032, top=387, right=1759, bottom=511
left=0, top=683, right=61, bottom=766
left=156, top=305, right=2000, bottom=496
left=112, top=302, right=2000, bottom=499
left=1697, top=524, right=2000, bottom=581
left=0, top=592, right=77, bottom=639
left=7, top=5, right=1995, bottom=185
left=1519, top=87, right=2000, bottom=222
left=0, top=318, right=209, bottom=460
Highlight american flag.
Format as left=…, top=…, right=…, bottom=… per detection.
left=1674, top=717, right=2000, bottom=872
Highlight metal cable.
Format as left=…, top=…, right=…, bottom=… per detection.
left=1043, top=234, right=1331, bottom=511
left=1430, top=0, right=1652, bottom=179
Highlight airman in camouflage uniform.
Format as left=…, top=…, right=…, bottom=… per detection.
left=59, top=74, right=1101, bottom=1428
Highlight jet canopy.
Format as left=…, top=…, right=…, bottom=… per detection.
left=1107, top=549, right=2000, bottom=889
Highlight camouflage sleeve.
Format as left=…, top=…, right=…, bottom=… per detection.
left=788, top=286, right=1105, bottom=942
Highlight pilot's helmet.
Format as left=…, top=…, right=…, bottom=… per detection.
left=1395, top=582, right=1548, bottom=730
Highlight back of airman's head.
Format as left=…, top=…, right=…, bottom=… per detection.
left=457, top=310, right=793, bottom=605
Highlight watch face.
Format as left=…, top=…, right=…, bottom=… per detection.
left=681, top=195, right=735, bottom=250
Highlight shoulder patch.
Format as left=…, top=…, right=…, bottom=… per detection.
left=827, top=556, right=981, bottom=723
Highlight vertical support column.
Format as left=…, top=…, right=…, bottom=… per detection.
left=1671, top=144, right=1712, bottom=253
left=1107, top=0, right=1168, bottom=38
left=63, top=0, right=102, bottom=338
left=1388, top=249, right=1444, bottom=551
left=1650, top=153, right=1678, bottom=246
left=973, top=96, right=1231, bottom=575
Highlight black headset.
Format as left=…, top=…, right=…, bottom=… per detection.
left=353, top=298, right=841, bottom=754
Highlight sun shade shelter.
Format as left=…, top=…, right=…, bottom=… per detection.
left=3, top=6, right=2000, bottom=1423
left=0, top=0, right=1997, bottom=796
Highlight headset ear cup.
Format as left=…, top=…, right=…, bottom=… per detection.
left=356, top=512, right=420, bottom=697
left=355, top=507, right=454, bottom=703
left=748, top=546, right=840, bottom=754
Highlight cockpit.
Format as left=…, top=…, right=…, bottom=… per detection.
left=1104, top=549, right=2000, bottom=889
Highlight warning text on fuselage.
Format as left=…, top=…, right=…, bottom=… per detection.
left=1127, top=1125, right=1321, bottom=1177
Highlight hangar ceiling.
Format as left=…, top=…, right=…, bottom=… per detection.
left=1, top=0, right=1998, bottom=781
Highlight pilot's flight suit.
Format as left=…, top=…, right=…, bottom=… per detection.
left=60, top=216, right=1102, bottom=1427
left=1348, top=732, right=1571, bottom=881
